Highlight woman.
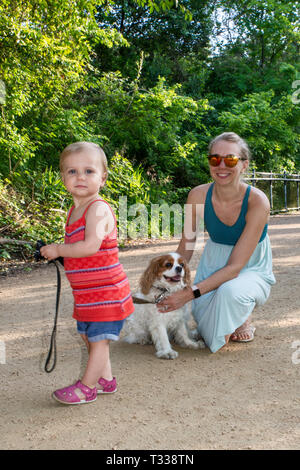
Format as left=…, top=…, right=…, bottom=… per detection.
left=157, top=132, right=276, bottom=353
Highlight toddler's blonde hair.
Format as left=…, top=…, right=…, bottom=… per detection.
left=59, top=142, right=108, bottom=178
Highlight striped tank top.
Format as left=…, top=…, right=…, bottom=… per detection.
left=64, top=199, right=134, bottom=322
left=204, top=183, right=268, bottom=246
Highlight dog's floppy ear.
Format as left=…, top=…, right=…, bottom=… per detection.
left=140, top=256, right=164, bottom=294
left=182, top=258, right=191, bottom=287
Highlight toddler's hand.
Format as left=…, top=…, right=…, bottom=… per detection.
left=40, top=244, right=60, bottom=261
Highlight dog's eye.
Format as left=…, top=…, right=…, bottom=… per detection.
left=180, top=263, right=184, bottom=267
left=165, top=262, right=173, bottom=268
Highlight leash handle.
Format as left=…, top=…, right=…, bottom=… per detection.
left=44, top=259, right=61, bottom=373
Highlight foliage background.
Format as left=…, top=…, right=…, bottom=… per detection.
left=0, top=0, right=299, bottom=259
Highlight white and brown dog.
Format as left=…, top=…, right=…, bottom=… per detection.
left=122, top=252, right=205, bottom=359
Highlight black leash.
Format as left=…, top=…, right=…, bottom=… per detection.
left=34, top=240, right=63, bottom=373
left=44, top=259, right=61, bottom=373
left=0, top=239, right=63, bottom=373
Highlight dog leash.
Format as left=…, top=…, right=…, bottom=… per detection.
left=1, top=239, right=63, bottom=373
left=34, top=241, right=63, bottom=373
left=43, top=259, right=62, bottom=373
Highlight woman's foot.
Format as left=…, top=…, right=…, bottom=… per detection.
left=230, top=320, right=256, bottom=343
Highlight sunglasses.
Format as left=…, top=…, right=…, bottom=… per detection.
left=207, top=154, right=247, bottom=168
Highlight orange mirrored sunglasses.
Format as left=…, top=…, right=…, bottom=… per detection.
left=207, top=154, right=247, bottom=168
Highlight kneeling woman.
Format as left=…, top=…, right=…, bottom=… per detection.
left=157, top=132, right=276, bottom=353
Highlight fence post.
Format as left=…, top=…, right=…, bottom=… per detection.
left=270, top=171, right=273, bottom=212
left=252, top=168, right=256, bottom=187
left=284, top=170, right=287, bottom=212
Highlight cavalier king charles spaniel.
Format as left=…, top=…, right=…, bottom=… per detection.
left=122, top=252, right=205, bottom=359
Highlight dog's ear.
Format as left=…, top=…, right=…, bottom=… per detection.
left=139, top=256, right=163, bottom=294
left=182, top=258, right=191, bottom=287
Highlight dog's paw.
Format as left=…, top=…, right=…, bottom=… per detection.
left=156, top=349, right=178, bottom=360
left=176, top=337, right=206, bottom=349
left=122, top=335, right=136, bottom=344
left=187, top=339, right=206, bottom=349
left=188, top=328, right=201, bottom=340
left=140, top=338, right=153, bottom=345
left=184, top=340, right=201, bottom=350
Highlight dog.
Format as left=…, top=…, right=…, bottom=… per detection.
left=122, top=252, right=205, bottom=359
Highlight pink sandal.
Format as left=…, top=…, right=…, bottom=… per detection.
left=96, top=377, right=117, bottom=394
left=53, top=380, right=97, bottom=405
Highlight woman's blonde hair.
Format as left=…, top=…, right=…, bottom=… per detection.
left=208, top=132, right=251, bottom=161
left=59, top=142, right=108, bottom=177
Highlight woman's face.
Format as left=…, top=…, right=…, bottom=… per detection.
left=209, top=140, right=248, bottom=186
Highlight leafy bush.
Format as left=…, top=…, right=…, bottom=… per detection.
left=217, top=91, right=300, bottom=172
left=82, top=73, right=211, bottom=186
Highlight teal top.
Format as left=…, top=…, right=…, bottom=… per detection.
left=204, top=183, right=268, bottom=246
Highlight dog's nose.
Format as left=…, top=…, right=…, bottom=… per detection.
left=175, top=266, right=183, bottom=273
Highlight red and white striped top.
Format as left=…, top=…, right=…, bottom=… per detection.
left=64, top=199, right=134, bottom=322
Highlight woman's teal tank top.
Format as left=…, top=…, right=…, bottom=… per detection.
left=204, top=183, right=268, bottom=246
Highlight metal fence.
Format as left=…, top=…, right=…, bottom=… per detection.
left=244, top=170, right=300, bottom=214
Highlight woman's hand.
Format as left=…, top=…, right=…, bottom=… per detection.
left=40, top=244, right=61, bottom=261
left=156, top=287, right=193, bottom=313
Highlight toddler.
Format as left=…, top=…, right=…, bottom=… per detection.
left=41, top=142, right=134, bottom=405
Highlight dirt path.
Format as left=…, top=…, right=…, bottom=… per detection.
left=0, top=214, right=300, bottom=450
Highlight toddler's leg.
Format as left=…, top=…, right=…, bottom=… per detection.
left=80, top=334, right=90, bottom=353
left=81, top=339, right=113, bottom=389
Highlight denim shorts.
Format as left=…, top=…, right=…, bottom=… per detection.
left=77, top=320, right=125, bottom=342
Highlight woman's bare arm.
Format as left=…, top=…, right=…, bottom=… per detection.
left=176, top=184, right=208, bottom=263
left=158, top=187, right=270, bottom=312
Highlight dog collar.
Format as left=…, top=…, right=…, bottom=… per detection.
left=132, top=287, right=169, bottom=305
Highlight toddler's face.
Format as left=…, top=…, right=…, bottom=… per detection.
left=61, top=151, right=107, bottom=198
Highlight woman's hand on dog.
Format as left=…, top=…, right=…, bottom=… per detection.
left=157, top=287, right=194, bottom=313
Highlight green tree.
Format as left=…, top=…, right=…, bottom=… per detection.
left=94, top=0, right=213, bottom=90
left=0, top=0, right=126, bottom=175
left=0, top=0, right=184, bottom=176
left=217, top=91, right=300, bottom=171
left=207, top=0, right=300, bottom=99
left=84, top=72, right=211, bottom=186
